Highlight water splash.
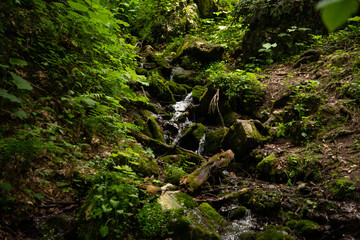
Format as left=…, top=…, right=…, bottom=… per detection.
left=196, top=134, right=206, bottom=155
left=220, top=209, right=257, bottom=240
left=163, top=92, right=194, bottom=145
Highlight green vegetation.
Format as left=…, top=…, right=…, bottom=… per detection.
left=1, top=0, right=360, bottom=239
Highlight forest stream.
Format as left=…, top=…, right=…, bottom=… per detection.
left=1, top=0, right=360, bottom=239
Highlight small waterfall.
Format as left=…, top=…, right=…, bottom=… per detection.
left=164, top=92, right=194, bottom=145
left=196, top=134, right=206, bottom=155
left=220, top=209, right=257, bottom=240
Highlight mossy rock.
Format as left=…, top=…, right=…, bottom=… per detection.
left=175, top=192, right=198, bottom=209
left=328, top=178, right=356, bottom=200
left=166, top=80, right=191, bottom=98
left=135, top=66, right=148, bottom=76
left=194, top=0, right=218, bottom=18
left=256, top=153, right=287, bottom=182
left=159, top=152, right=204, bottom=172
left=170, top=215, right=220, bottom=240
left=229, top=206, right=247, bottom=220
left=192, top=85, right=207, bottom=104
left=248, top=190, right=281, bottom=216
left=112, top=152, right=160, bottom=177
left=175, top=35, right=224, bottom=66
left=204, top=128, right=228, bottom=155
left=197, top=202, right=227, bottom=232
left=148, top=72, right=175, bottom=103
left=286, top=219, right=320, bottom=238
left=256, top=227, right=294, bottom=240
left=223, top=111, right=243, bottom=127
left=146, top=117, right=165, bottom=142
left=171, top=66, right=198, bottom=86
left=222, top=120, right=266, bottom=160
left=179, top=123, right=206, bottom=151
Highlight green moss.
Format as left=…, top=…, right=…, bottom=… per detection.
left=164, top=165, right=187, bottom=185
left=249, top=190, right=281, bottom=216
left=237, top=232, right=258, bottom=240
left=146, top=117, right=164, bottom=142
left=223, top=111, right=242, bottom=127
left=256, top=153, right=287, bottom=182
left=192, top=85, right=207, bottom=104
left=159, top=153, right=204, bottom=172
left=175, top=192, right=198, bottom=209
left=256, top=228, right=294, bottom=240
left=148, top=72, right=175, bottom=103
left=328, top=178, right=356, bottom=200
left=229, top=206, right=247, bottom=220
left=186, top=168, right=202, bottom=190
left=287, top=219, right=319, bottom=237
left=198, top=203, right=226, bottom=228
left=204, top=128, right=228, bottom=155
left=167, top=81, right=191, bottom=96
left=170, top=215, right=220, bottom=240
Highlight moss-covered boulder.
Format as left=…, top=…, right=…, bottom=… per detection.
left=158, top=192, right=224, bottom=240
left=229, top=206, right=247, bottom=220
left=179, top=123, right=206, bottom=151
left=145, top=117, right=164, bottom=142
left=328, top=178, right=356, bottom=200
left=160, top=153, right=205, bottom=172
left=194, top=0, right=218, bottom=18
left=223, top=111, right=243, bottom=127
left=166, top=80, right=191, bottom=99
left=175, top=35, right=224, bottom=66
left=181, top=150, right=235, bottom=192
left=256, top=153, right=287, bottom=182
left=198, top=203, right=226, bottom=228
left=144, top=45, right=171, bottom=76
left=256, top=225, right=295, bottom=240
left=204, top=128, right=228, bottom=155
left=222, top=120, right=266, bottom=159
left=148, top=72, right=175, bottom=103
left=171, top=66, right=198, bottom=85
left=286, top=219, right=320, bottom=238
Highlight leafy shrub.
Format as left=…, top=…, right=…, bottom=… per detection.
left=78, top=174, right=144, bottom=239
left=209, top=70, right=265, bottom=107
left=328, top=178, right=356, bottom=200
left=137, top=202, right=170, bottom=238
left=164, top=165, right=187, bottom=185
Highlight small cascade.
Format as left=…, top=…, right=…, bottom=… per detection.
left=220, top=209, right=257, bottom=240
left=163, top=92, right=194, bottom=145
left=196, top=134, right=206, bottom=155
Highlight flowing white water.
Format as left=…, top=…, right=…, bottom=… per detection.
left=172, top=92, right=193, bottom=121
left=196, top=134, right=206, bottom=155
left=163, top=92, right=194, bottom=145
left=220, top=209, right=257, bottom=240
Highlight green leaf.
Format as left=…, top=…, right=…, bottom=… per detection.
left=68, top=1, right=89, bottom=12
left=0, top=88, right=22, bottom=103
left=110, top=199, right=120, bottom=208
left=99, top=225, right=109, bottom=237
left=317, top=0, right=359, bottom=32
left=81, top=97, right=98, bottom=106
left=9, top=58, right=28, bottom=66
left=13, top=110, right=29, bottom=120
left=101, top=204, right=112, bottom=213
left=9, top=72, right=33, bottom=90
left=0, top=64, right=9, bottom=68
